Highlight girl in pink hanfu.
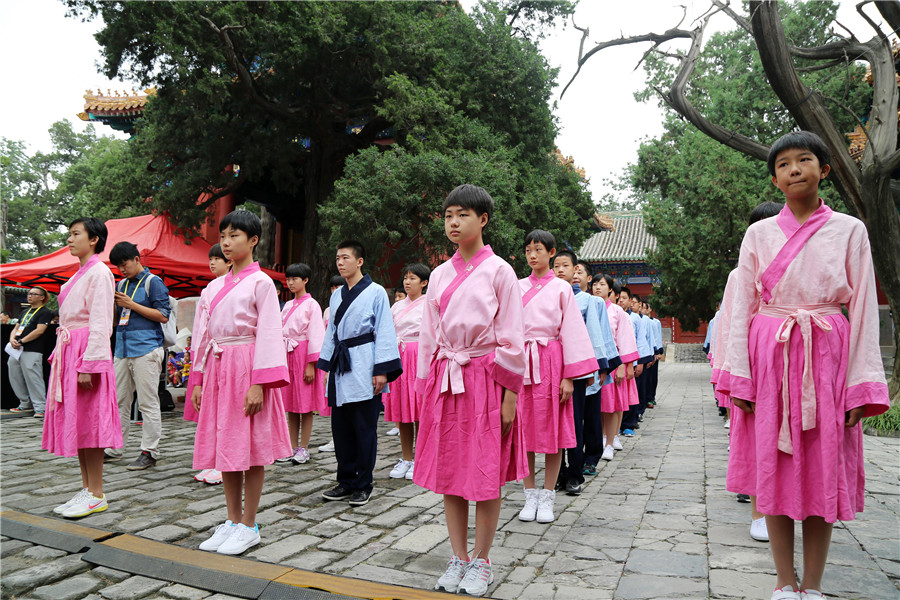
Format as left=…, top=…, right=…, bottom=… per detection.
left=191, top=211, right=292, bottom=556
left=186, top=244, right=231, bottom=486
left=43, top=217, right=122, bottom=519
left=725, top=132, right=889, bottom=600
left=414, top=185, right=526, bottom=597
left=384, top=263, right=430, bottom=481
left=517, top=230, right=597, bottom=524
left=591, top=274, right=640, bottom=460
left=280, top=262, right=326, bottom=465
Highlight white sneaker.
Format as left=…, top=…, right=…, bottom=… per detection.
left=601, top=445, right=615, bottom=461
left=518, top=488, right=538, bottom=522
left=404, top=460, right=415, bottom=480
left=202, top=469, right=223, bottom=485
left=434, top=556, right=469, bottom=593
left=275, top=449, right=295, bottom=463
left=771, top=585, right=801, bottom=600
left=724, top=421, right=731, bottom=429
left=536, top=489, right=555, bottom=523
left=193, top=469, right=212, bottom=482
left=603, top=435, right=607, bottom=447
left=199, top=520, right=237, bottom=552
left=612, top=435, right=623, bottom=451
left=61, top=492, right=107, bottom=518
left=217, top=523, right=261, bottom=555
left=457, top=557, right=493, bottom=597
left=800, top=590, right=826, bottom=599
left=54, top=488, right=89, bottom=515
left=750, top=516, right=769, bottom=541
left=292, top=447, right=310, bottom=464
left=318, top=440, right=335, bottom=452
left=389, top=459, right=412, bottom=479
left=386, top=427, right=400, bottom=436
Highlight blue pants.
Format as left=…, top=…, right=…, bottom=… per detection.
left=331, top=395, right=381, bottom=494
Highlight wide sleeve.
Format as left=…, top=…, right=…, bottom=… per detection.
left=372, top=287, right=402, bottom=382
left=305, top=299, right=325, bottom=363
left=726, top=230, right=761, bottom=402
left=79, top=268, right=115, bottom=373
left=316, top=292, right=337, bottom=372
left=250, top=277, right=289, bottom=387
left=559, top=290, right=601, bottom=379
left=844, top=227, right=890, bottom=415
left=712, top=272, right=736, bottom=389
left=415, top=284, right=440, bottom=394
left=489, top=263, right=526, bottom=394
left=596, top=301, right=622, bottom=372
left=188, top=290, right=210, bottom=386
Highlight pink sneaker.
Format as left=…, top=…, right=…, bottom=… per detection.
left=202, top=469, right=223, bottom=485
left=194, top=469, right=212, bottom=482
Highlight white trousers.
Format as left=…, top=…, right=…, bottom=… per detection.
left=109, top=347, right=164, bottom=459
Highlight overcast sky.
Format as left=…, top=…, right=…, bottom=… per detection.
left=0, top=0, right=888, bottom=203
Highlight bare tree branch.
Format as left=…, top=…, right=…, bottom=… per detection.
left=874, top=0, right=900, bottom=34
left=884, top=147, right=900, bottom=174
left=857, top=1, right=889, bottom=42
left=796, top=58, right=846, bottom=72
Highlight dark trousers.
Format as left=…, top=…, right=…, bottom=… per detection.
left=646, top=360, right=659, bottom=404
left=559, top=380, right=586, bottom=485
left=331, top=395, right=381, bottom=494
left=583, top=391, right=604, bottom=467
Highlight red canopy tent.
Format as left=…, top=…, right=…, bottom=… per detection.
left=1, top=214, right=284, bottom=298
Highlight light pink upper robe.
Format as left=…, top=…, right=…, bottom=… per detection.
left=57, top=258, right=116, bottom=373
left=726, top=203, right=889, bottom=414
left=282, top=294, right=325, bottom=364
left=518, top=273, right=597, bottom=380
left=416, top=247, right=525, bottom=395
left=391, top=295, right=425, bottom=343
left=711, top=269, right=738, bottom=390
left=193, top=267, right=289, bottom=388
left=605, top=300, right=640, bottom=364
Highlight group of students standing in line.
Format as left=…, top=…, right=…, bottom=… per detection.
left=35, top=128, right=892, bottom=600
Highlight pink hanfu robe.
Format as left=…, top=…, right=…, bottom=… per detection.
left=183, top=282, right=216, bottom=424
left=723, top=201, right=889, bottom=523
left=600, top=300, right=640, bottom=413
left=518, top=272, right=597, bottom=454
left=192, top=263, right=292, bottom=472
left=413, top=246, right=528, bottom=501
left=383, top=295, right=426, bottom=423
left=281, top=294, right=327, bottom=414
left=42, top=255, right=123, bottom=456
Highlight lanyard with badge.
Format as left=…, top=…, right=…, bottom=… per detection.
left=118, top=274, right=148, bottom=326
left=15, top=307, right=39, bottom=337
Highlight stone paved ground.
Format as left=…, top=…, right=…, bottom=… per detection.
left=1, top=363, right=897, bottom=600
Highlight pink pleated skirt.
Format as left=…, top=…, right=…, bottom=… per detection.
left=727, top=312, right=862, bottom=523
left=600, top=376, right=631, bottom=413
left=42, top=328, right=122, bottom=457
left=520, top=341, right=574, bottom=454
left=183, top=368, right=199, bottom=423
left=383, top=342, right=420, bottom=423
left=192, top=344, right=291, bottom=472
left=283, top=341, right=327, bottom=414
left=413, top=353, right=529, bottom=501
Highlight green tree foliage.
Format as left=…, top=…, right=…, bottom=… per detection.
left=1, top=121, right=143, bottom=262
left=631, top=1, right=870, bottom=328
left=63, top=0, right=590, bottom=295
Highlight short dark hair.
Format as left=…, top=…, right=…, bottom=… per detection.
left=576, top=259, right=593, bottom=275
left=285, top=262, right=312, bottom=280
left=524, top=229, right=556, bottom=252
left=31, top=287, right=49, bottom=301
left=632, top=294, right=642, bottom=303
left=109, top=241, right=140, bottom=266
left=401, top=263, right=431, bottom=284
left=337, top=240, right=366, bottom=261
left=208, top=243, right=227, bottom=260
left=551, top=249, right=577, bottom=267
left=591, top=273, right=617, bottom=296
left=767, top=130, right=831, bottom=177
left=394, top=287, right=407, bottom=297
left=329, top=275, right=345, bottom=288
left=620, top=286, right=632, bottom=299
left=749, top=201, right=784, bottom=225
left=69, top=217, right=108, bottom=253
left=219, top=210, right=262, bottom=241
left=1, top=310, right=10, bottom=316
left=442, top=184, right=494, bottom=223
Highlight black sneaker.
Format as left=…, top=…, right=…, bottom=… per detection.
left=583, top=464, right=598, bottom=477
left=565, top=478, right=582, bottom=496
left=736, top=494, right=751, bottom=503
left=348, top=489, right=372, bottom=506
left=322, top=485, right=352, bottom=501
left=126, top=451, right=156, bottom=471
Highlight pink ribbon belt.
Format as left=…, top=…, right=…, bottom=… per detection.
left=435, top=344, right=493, bottom=395
left=48, top=322, right=89, bottom=410
left=758, top=303, right=842, bottom=455
left=198, top=335, right=255, bottom=373
left=523, top=337, right=557, bottom=386
left=284, top=336, right=307, bottom=353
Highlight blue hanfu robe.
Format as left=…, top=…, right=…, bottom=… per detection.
left=629, top=311, right=653, bottom=364
left=571, top=285, right=621, bottom=395
left=317, top=274, right=402, bottom=407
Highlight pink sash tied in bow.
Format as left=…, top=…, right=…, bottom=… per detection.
left=523, top=337, right=557, bottom=386
left=759, top=303, right=842, bottom=455
left=47, top=322, right=90, bottom=410
left=436, top=344, right=494, bottom=395
left=198, top=335, right=256, bottom=373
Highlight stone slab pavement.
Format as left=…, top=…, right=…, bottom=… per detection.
left=1, top=363, right=897, bottom=599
